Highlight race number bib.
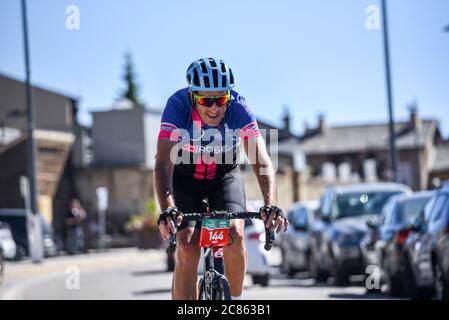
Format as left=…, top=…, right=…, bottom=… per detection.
left=199, top=218, right=230, bottom=247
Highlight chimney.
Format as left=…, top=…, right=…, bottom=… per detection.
left=282, top=106, right=290, bottom=134
left=318, top=113, right=327, bottom=134
left=408, top=102, right=421, bottom=131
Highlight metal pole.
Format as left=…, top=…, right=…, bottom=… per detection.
left=381, top=0, right=399, bottom=182
left=21, top=0, right=38, bottom=215
left=99, top=208, right=105, bottom=250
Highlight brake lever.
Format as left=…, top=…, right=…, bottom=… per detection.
left=166, top=233, right=177, bottom=254
left=262, top=208, right=275, bottom=251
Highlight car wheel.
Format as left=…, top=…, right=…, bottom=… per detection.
left=434, top=258, right=449, bottom=300
left=331, top=262, right=349, bottom=287
left=281, top=249, right=290, bottom=274
left=309, top=250, right=327, bottom=282
left=260, top=273, right=270, bottom=287
left=252, top=273, right=270, bottom=287
left=14, top=245, right=26, bottom=261
left=384, top=270, right=404, bottom=297
left=402, top=253, right=433, bottom=300
left=0, top=253, right=4, bottom=286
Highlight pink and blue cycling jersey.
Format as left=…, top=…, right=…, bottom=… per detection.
left=158, top=88, right=260, bottom=180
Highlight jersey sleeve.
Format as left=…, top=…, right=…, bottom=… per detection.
left=158, top=95, right=186, bottom=141
left=230, top=95, right=261, bottom=141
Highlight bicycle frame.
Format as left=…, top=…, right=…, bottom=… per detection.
left=198, top=198, right=232, bottom=300
left=199, top=245, right=230, bottom=300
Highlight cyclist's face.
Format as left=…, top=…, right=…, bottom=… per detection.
left=193, top=90, right=228, bottom=126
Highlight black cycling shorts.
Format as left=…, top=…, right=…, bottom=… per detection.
left=173, top=166, right=246, bottom=231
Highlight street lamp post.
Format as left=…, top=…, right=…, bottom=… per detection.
left=21, top=0, right=38, bottom=215
left=21, top=0, right=44, bottom=263
left=380, top=0, right=399, bottom=183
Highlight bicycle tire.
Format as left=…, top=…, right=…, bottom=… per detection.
left=213, top=276, right=232, bottom=300
left=198, top=277, right=205, bottom=300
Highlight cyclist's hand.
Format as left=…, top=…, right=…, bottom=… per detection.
left=259, top=205, right=289, bottom=233
left=158, top=207, right=182, bottom=240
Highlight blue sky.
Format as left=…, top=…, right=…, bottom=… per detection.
left=1, top=0, right=448, bottom=137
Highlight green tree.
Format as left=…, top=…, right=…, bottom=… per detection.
left=119, top=52, right=143, bottom=107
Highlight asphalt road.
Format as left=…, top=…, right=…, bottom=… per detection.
left=0, top=248, right=389, bottom=300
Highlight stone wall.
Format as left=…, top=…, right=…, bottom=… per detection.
left=75, top=166, right=156, bottom=235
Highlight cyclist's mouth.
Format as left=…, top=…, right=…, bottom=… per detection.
left=207, top=112, right=220, bottom=119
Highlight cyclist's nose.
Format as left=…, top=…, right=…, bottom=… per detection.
left=209, top=103, right=220, bottom=111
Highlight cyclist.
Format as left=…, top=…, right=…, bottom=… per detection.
left=156, top=57, right=289, bottom=300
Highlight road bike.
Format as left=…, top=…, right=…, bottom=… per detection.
left=166, top=197, right=274, bottom=300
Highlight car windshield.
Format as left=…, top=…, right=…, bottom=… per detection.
left=293, top=208, right=308, bottom=227
left=401, top=196, right=431, bottom=223
left=332, top=191, right=402, bottom=219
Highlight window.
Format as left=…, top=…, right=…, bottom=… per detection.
left=383, top=199, right=399, bottom=226
left=293, top=208, right=308, bottom=227
left=401, top=197, right=432, bottom=224
left=428, top=195, right=449, bottom=234
left=320, top=189, right=334, bottom=217
left=423, top=196, right=437, bottom=222
left=332, top=191, right=402, bottom=219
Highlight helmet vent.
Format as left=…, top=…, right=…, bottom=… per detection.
left=204, top=76, right=210, bottom=88
left=200, top=61, right=207, bottom=73
left=212, top=70, right=218, bottom=88
left=193, top=68, right=200, bottom=86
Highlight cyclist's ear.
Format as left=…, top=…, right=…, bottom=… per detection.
left=189, top=90, right=194, bottom=106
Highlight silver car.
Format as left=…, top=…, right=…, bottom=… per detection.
left=280, top=200, right=319, bottom=277
left=0, top=222, right=17, bottom=260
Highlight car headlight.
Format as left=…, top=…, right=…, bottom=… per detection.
left=295, top=238, right=305, bottom=249
left=0, top=229, right=12, bottom=241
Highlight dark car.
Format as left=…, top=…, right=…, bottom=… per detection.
left=0, top=245, right=4, bottom=286
left=309, top=183, right=411, bottom=286
left=360, top=191, right=433, bottom=297
left=0, top=209, right=56, bottom=259
left=404, top=181, right=449, bottom=300
left=280, top=201, right=318, bottom=277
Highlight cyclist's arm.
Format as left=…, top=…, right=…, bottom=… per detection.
left=243, top=136, right=276, bottom=205
left=155, top=139, right=177, bottom=210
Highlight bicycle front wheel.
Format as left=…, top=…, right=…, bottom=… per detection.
left=198, top=277, right=205, bottom=300
left=213, top=276, right=232, bottom=300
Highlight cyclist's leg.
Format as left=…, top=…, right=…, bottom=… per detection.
left=210, top=167, right=247, bottom=298
left=172, top=175, right=204, bottom=300
left=173, top=227, right=201, bottom=299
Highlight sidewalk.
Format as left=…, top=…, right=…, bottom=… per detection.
left=0, top=248, right=165, bottom=299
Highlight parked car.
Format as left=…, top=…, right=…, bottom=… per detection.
left=360, top=191, right=434, bottom=296
left=309, top=182, right=412, bottom=286
left=0, top=246, right=4, bottom=286
left=0, top=222, right=17, bottom=260
left=244, top=218, right=271, bottom=286
left=280, top=200, right=319, bottom=277
left=404, top=181, right=449, bottom=300
left=0, top=209, right=57, bottom=259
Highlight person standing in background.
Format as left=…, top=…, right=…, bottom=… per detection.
left=65, top=199, right=86, bottom=255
